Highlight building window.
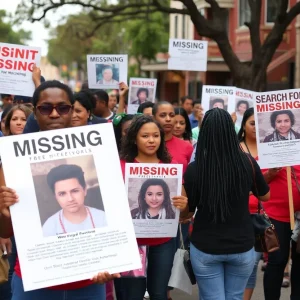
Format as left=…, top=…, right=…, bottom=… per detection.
left=174, top=15, right=178, bottom=38
left=182, top=15, right=186, bottom=39
left=239, top=0, right=251, bottom=27
left=266, top=0, right=279, bottom=23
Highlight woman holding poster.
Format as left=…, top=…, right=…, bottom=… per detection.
left=131, top=178, right=176, bottom=219
left=0, top=80, right=120, bottom=300
left=116, top=115, right=188, bottom=300
left=263, top=110, right=300, bottom=142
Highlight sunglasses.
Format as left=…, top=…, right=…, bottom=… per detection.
left=36, top=105, right=73, bottom=116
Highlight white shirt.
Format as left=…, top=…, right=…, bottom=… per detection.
left=42, top=206, right=107, bottom=237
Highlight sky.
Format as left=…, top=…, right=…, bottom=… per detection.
left=1, top=0, right=81, bottom=56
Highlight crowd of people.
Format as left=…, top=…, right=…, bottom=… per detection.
left=0, top=67, right=300, bottom=300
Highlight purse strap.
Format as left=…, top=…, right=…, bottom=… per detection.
left=179, top=224, right=185, bottom=250
left=291, top=167, right=300, bottom=195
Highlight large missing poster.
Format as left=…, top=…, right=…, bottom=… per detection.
left=254, top=89, right=300, bottom=168
left=201, top=85, right=236, bottom=114
left=0, top=123, right=140, bottom=291
left=127, top=78, right=157, bottom=114
left=87, top=55, right=128, bottom=89
left=124, top=163, right=183, bottom=238
left=168, top=39, right=208, bottom=71
left=0, top=43, right=41, bottom=96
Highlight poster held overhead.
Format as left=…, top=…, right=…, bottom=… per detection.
left=254, top=89, right=300, bottom=168
left=168, top=39, right=208, bottom=71
left=125, top=163, right=183, bottom=238
left=0, top=43, right=41, bottom=96
left=0, top=123, right=141, bottom=291
left=127, top=78, right=157, bottom=114
left=87, top=55, right=128, bottom=89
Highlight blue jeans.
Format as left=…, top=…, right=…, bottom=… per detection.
left=245, top=251, right=261, bottom=289
left=11, top=273, right=106, bottom=300
left=114, top=238, right=176, bottom=300
left=0, top=236, right=17, bottom=300
left=190, top=243, right=255, bottom=300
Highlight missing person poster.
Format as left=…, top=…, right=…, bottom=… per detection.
left=87, top=54, right=128, bottom=89
left=254, top=89, right=300, bottom=168
left=0, top=123, right=140, bottom=291
left=127, top=78, right=157, bottom=114
left=235, top=88, right=254, bottom=128
left=168, top=39, right=208, bottom=71
left=0, top=43, right=41, bottom=96
left=202, top=85, right=236, bottom=114
left=124, top=163, right=183, bottom=238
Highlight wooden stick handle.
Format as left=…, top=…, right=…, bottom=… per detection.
left=286, top=166, right=295, bottom=230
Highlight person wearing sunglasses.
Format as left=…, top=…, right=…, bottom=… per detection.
left=0, top=80, right=120, bottom=300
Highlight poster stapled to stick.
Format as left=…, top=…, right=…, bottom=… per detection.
left=168, top=39, right=208, bottom=71
left=124, top=163, right=183, bottom=238
left=201, top=85, right=236, bottom=114
left=254, top=89, right=300, bottom=168
left=87, top=54, right=128, bottom=89
left=0, top=43, right=41, bottom=96
left=0, top=123, right=140, bottom=291
left=127, top=78, right=157, bottom=114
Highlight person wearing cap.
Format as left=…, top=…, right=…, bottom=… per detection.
left=42, top=164, right=107, bottom=237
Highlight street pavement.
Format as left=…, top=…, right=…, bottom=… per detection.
left=171, top=261, right=290, bottom=300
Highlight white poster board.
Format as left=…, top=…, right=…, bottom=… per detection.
left=168, top=39, right=208, bottom=71
left=0, top=123, right=140, bottom=291
left=0, top=43, right=41, bottom=96
left=124, top=163, right=183, bottom=238
left=235, top=88, right=254, bottom=128
left=87, top=55, right=128, bottom=89
left=127, top=78, right=157, bottom=114
left=201, top=85, right=236, bottom=114
left=254, top=89, right=300, bottom=168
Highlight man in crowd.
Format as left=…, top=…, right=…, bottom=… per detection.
left=180, top=96, right=193, bottom=115
left=189, top=99, right=203, bottom=129
left=93, top=90, right=115, bottom=120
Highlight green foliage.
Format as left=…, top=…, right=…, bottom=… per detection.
left=0, top=10, right=31, bottom=44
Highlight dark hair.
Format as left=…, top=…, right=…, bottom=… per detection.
left=74, top=90, right=95, bottom=117
left=81, top=80, right=89, bottom=91
left=1, top=105, right=13, bottom=121
left=174, top=107, right=192, bottom=141
left=114, top=114, right=135, bottom=151
left=32, top=80, right=74, bottom=107
left=193, top=99, right=202, bottom=106
left=0, top=94, right=11, bottom=99
left=137, top=88, right=149, bottom=98
left=137, top=102, right=154, bottom=114
left=236, top=100, right=249, bottom=110
left=238, top=108, right=254, bottom=141
left=181, top=96, right=193, bottom=104
left=194, top=108, right=251, bottom=222
left=47, top=164, right=86, bottom=193
left=93, top=90, right=109, bottom=105
left=211, top=98, right=224, bottom=108
left=5, top=105, right=31, bottom=135
left=152, top=101, right=173, bottom=117
left=120, top=115, right=171, bottom=163
left=270, top=110, right=295, bottom=128
left=136, top=178, right=175, bottom=219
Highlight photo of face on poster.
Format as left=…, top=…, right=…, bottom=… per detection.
left=96, top=64, right=119, bottom=86
left=209, top=96, right=228, bottom=110
left=128, top=178, right=178, bottom=220
left=235, top=99, right=253, bottom=128
left=31, top=155, right=107, bottom=238
left=130, top=87, right=155, bottom=105
left=257, top=109, right=300, bottom=143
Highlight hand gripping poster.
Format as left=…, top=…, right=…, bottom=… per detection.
left=0, top=123, right=140, bottom=291
left=127, top=78, right=157, bottom=114
left=201, top=85, right=236, bottom=114
left=0, top=43, right=41, bottom=96
left=254, top=89, right=300, bottom=168
left=168, top=39, right=208, bottom=71
left=124, top=163, right=183, bottom=238
left=87, top=54, right=128, bottom=89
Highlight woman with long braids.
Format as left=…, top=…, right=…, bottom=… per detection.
left=114, top=115, right=188, bottom=300
left=184, top=108, right=270, bottom=300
